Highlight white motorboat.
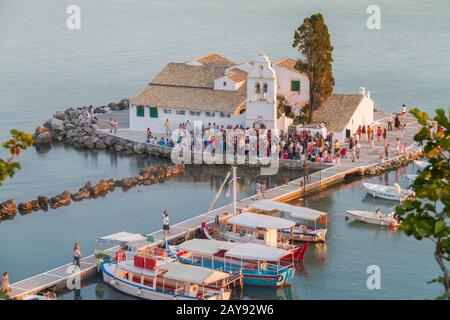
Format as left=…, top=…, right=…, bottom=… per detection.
left=414, top=160, right=430, bottom=171
left=362, top=182, right=413, bottom=201
left=347, top=210, right=398, bottom=226
left=101, top=255, right=237, bottom=300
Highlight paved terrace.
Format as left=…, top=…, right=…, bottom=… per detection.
left=8, top=111, right=421, bottom=299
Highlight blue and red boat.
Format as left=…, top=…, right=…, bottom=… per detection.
left=167, top=238, right=296, bottom=287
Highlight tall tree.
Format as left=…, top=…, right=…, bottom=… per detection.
left=396, top=108, right=449, bottom=299
left=293, top=13, right=335, bottom=123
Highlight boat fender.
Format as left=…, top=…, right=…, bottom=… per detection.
left=137, top=288, right=142, bottom=296
left=277, top=274, right=284, bottom=283
left=345, top=216, right=349, bottom=221
left=110, top=279, right=117, bottom=286
left=312, top=235, right=319, bottom=242
left=361, top=216, right=365, bottom=221
left=381, top=220, right=384, bottom=226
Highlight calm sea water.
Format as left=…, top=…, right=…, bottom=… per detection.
left=0, top=0, right=448, bottom=299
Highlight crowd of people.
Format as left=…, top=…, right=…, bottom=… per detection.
left=141, top=107, right=411, bottom=165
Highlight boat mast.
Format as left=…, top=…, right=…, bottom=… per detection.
left=232, top=166, right=237, bottom=215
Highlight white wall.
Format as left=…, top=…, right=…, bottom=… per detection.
left=273, top=65, right=309, bottom=113
left=129, top=105, right=246, bottom=133
left=213, top=76, right=243, bottom=91
left=344, top=95, right=374, bottom=135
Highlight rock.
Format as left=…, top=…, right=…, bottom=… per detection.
left=0, top=200, right=17, bottom=219
left=81, top=181, right=92, bottom=190
left=95, top=142, right=106, bottom=149
left=119, top=177, right=137, bottom=189
left=114, top=144, right=125, bottom=152
left=117, top=99, right=129, bottom=110
left=18, top=201, right=34, bottom=214
left=133, top=143, right=145, bottom=154
left=60, top=190, right=72, bottom=205
left=89, top=180, right=110, bottom=197
left=64, top=122, right=75, bottom=130
left=72, top=190, right=91, bottom=201
left=37, top=196, right=49, bottom=211
left=108, top=102, right=119, bottom=111
left=50, top=118, right=65, bottom=132
left=54, top=111, right=66, bottom=121
left=34, top=130, right=52, bottom=144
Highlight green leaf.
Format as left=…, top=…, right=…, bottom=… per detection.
left=434, top=220, right=446, bottom=234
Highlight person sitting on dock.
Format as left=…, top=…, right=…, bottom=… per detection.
left=1, top=272, right=10, bottom=295
left=73, top=243, right=82, bottom=270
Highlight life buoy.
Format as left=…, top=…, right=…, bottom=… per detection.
left=110, top=279, right=117, bottom=286
left=319, top=215, right=328, bottom=224
left=277, top=274, right=284, bottom=283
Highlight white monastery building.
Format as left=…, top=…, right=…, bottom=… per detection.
left=129, top=53, right=374, bottom=141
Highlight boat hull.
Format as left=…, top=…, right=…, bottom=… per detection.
left=175, top=255, right=294, bottom=287
left=347, top=210, right=396, bottom=226
left=362, top=183, right=410, bottom=201
left=101, top=263, right=225, bottom=300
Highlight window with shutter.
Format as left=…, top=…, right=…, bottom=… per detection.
left=136, top=105, right=145, bottom=117
left=149, top=107, right=158, bottom=118
left=291, top=80, right=301, bottom=92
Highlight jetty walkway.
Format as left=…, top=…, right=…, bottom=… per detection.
left=8, top=111, right=421, bottom=299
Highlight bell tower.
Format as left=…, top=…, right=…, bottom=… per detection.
left=245, top=53, right=278, bottom=129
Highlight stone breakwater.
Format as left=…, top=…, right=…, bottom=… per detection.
left=358, top=149, right=424, bottom=177
left=33, top=100, right=172, bottom=158
left=0, top=164, right=184, bottom=221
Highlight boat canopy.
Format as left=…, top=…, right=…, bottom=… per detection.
left=227, top=212, right=295, bottom=229
left=116, top=260, right=230, bottom=285
left=97, top=231, right=149, bottom=246
left=162, top=262, right=230, bottom=285
left=177, top=239, right=239, bottom=256
left=224, top=243, right=290, bottom=261
left=249, top=200, right=326, bottom=221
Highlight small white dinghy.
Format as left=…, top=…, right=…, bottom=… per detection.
left=362, top=182, right=413, bottom=201
left=414, top=160, right=430, bottom=171
left=347, top=210, right=398, bottom=226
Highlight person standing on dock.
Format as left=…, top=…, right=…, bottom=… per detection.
left=73, top=243, right=82, bottom=270
left=355, top=141, right=361, bottom=160
left=384, top=144, right=390, bottom=160
left=402, top=104, right=407, bottom=117
left=162, top=210, right=170, bottom=239
left=376, top=127, right=382, bottom=144
left=388, top=117, right=392, bottom=131
left=164, top=119, right=171, bottom=136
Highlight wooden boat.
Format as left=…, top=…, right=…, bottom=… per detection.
left=347, top=210, right=399, bottom=226
left=168, top=239, right=296, bottom=287
left=203, top=212, right=309, bottom=260
left=362, top=182, right=413, bottom=201
left=101, top=253, right=238, bottom=300
left=94, top=231, right=152, bottom=265
left=248, top=199, right=328, bottom=242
